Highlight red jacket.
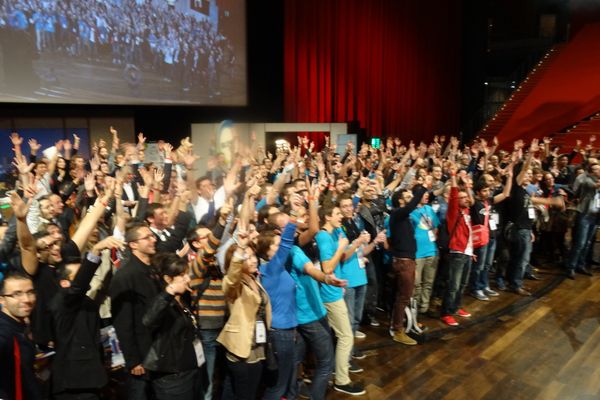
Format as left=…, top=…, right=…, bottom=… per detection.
left=447, top=187, right=472, bottom=254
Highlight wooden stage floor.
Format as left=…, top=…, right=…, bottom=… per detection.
left=328, top=266, right=600, bottom=399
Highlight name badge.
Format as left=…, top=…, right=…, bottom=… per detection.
left=255, top=321, right=267, bottom=344
left=193, top=338, right=205, bottom=367
left=358, top=256, right=366, bottom=269
left=428, top=230, right=436, bottom=242
left=489, top=219, right=498, bottom=231
left=528, top=207, right=536, bottom=220
left=491, top=212, right=499, bottom=225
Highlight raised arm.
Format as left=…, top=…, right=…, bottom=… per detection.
left=12, top=191, right=38, bottom=275
left=71, top=178, right=115, bottom=251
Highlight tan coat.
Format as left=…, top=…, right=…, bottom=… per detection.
left=217, top=258, right=272, bottom=359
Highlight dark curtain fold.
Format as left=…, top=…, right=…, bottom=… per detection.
left=284, top=0, right=463, bottom=142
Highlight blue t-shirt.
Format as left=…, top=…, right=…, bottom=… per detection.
left=409, top=205, right=440, bottom=259
left=286, top=246, right=327, bottom=325
left=315, top=229, right=344, bottom=303
left=338, top=230, right=367, bottom=288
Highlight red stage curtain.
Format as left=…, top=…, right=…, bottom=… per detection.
left=284, top=0, right=462, bottom=143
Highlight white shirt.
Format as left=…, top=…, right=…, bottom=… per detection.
left=192, top=186, right=226, bottom=223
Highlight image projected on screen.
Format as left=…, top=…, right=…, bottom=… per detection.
left=0, top=0, right=246, bottom=105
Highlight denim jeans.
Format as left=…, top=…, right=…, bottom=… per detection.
left=289, top=318, right=333, bottom=400
left=263, top=328, right=297, bottom=400
left=222, top=359, right=263, bottom=400
left=566, top=213, right=599, bottom=271
left=343, top=285, right=367, bottom=334
left=483, top=237, right=497, bottom=287
left=441, top=253, right=471, bottom=316
left=470, top=239, right=497, bottom=292
left=508, top=229, right=533, bottom=289
left=152, top=369, right=198, bottom=400
left=199, top=329, right=221, bottom=400
left=128, top=373, right=152, bottom=400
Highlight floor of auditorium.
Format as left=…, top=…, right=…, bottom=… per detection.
left=329, top=264, right=600, bottom=399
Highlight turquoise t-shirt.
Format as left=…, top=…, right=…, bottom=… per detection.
left=315, top=229, right=345, bottom=303
left=286, top=246, right=327, bottom=324
left=409, top=205, right=440, bottom=259
left=338, top=230, right=367, bottom=288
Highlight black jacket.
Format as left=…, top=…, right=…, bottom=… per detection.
left=50, top=254, right=108, bottom=393
left=0, top=312, right=41, bottom=400
left=153, top=211, right=192, bottom=254
left=142, top=292, right=198, bottom=373
left=109, top=254, right=161, bottom=370
left=389, top=185, right=427, bottom=259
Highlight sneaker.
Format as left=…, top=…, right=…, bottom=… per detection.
left=472, top=290, right=489, bottom=301
left=441, top=315, right=459, bottom=326
left=484, top=287, right=499, bottom=297
left=496, top=280, right=507, bottom=291
left=392, top=330, right=417, bottom=345
left=352, top=348, right=366, bottom=360
left=369, top=318, right=380, bottom=327
left=456, top=309, right=471, bottom=318
left=334, top=382, right=366, bottom=396
left=297, top=380, right=311, bottom=399
left=354, top=330, right=366, bottom=339
left=349, top=360, right=363, bottom=373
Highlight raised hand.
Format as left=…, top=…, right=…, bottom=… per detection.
left=12, top=156, right=34, bottom=175
left=9, top=191, right=30, bottom=221
left=84, top=173, right=96, bottom=194
left=163, top=143, right=173, bottom=158
left=109, top=126, right=118, bottom=137
left=137, top=132, right=146, bottom=146
left=28, top=138, right=41, bottom=154
left=10, top=132, right=23, bottom=147
left=92, top=236, right=126, bottom=255
left=63, top=139, right=72, bottom=152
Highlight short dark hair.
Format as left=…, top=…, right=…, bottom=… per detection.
left=318, top=204, right=337, bottom=225
left=144, top=203, right=164, bottom=222
left=392, top=189, right=409, bottom=208
left=125, top=222, right=150, bottom=244
left=195, top=176, right=211, bottom=189
left=0, top=271, right=32, bottom=295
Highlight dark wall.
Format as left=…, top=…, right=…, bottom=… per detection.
left=0, top=0, right=284, bottom=143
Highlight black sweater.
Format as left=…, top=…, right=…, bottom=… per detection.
left=388, top=185, right=428, bottom=259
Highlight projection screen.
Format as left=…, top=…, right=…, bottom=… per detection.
left=0, top=0, right=246, bottom=105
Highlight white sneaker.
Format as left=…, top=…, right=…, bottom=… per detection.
left=484, top=287, right=499, bottom=297
left=472, top=290, right=489, bottom=301
left=354, top=330, right=366, bottom=339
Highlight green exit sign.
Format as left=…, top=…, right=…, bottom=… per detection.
left=371, top=137, right=381, bottom=149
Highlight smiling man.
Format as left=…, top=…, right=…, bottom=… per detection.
left=0, top=272, right=41, bottom=400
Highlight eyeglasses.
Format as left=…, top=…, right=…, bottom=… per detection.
left=133, top=234, right=156, bottom=242
left=38, top=241, right=61, bottom=251
left=1, top=290, right=36, bottom=299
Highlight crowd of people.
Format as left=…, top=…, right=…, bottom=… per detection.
left=0, top=129, right=598, bottom=400
left=0, top=0, right=235, bottom=91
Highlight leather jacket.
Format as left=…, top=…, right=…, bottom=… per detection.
left=142, top=292, right=198, bottom=373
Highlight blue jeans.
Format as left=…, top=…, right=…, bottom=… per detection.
left=128, top=373, right=152, bottom=400
left=470, top=238, right=496, bottom=291
left=199, top=329, right=221, bottom=400
left=263, top=328, right=297, bottom=400
left=343, top=285, right=367, bottom=334
left=566, top=213, right=599, bottom=271
left=441, top=253, right=472, bottom=316
left=289, top=318, right=333, bottom=400
left=508, top=229, right=533, bottom=289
